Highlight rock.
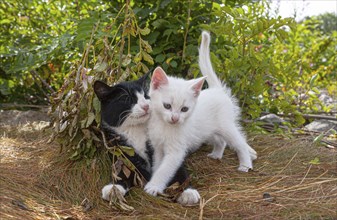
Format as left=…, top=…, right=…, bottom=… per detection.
left=262, top=192, right=275, bottom=203
left=305, top=120, right=337, bottom=133
left=319, top=93, right=334, bottom=105
left=258, top=114, right=285, bottom=124
left=318, top=89, right=337, bottom=111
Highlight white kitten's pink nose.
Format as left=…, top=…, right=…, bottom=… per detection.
left=171, top=115, right=179, bottom=123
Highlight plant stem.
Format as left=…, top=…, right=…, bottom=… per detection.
left=182, top=0, right=191, bottom=64
left=117, top=0, right=130, bottom=79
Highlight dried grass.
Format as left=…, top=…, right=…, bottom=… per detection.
left=1, top=123, right=336, bottom=219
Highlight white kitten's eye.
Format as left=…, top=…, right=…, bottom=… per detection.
left=163, top=103, right=171, bottom=110
left=181, top=107, right=189, bottom=112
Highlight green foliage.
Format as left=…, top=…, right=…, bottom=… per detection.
left=199, top=1, right=336, bottom=125
left=201, top=2, right=296, bottom=119
left=49, top=1, right=154, bottom=161
left=304, top=12, right=337, bottom=34
left=309, top=157, right=320, bottom=165
left=1, top=0, right=336, bottom=160
left=0, top=0, right=109, bottom=103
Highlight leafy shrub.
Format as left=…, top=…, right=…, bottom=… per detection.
left=49, top=1, right=155, bottom=161
left=200, top=2, right=336, bottom=124
left=1, top=0, right=336, bottom=160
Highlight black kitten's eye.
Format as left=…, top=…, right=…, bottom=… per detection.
left=118, top=93, right=130, bottom=103
left=163, top=103, right=171, bottom=109
left=181, top=107, right=189, bottom=112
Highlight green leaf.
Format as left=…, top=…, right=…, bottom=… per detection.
left=141, top=51, right=154, bottom=65
left=86, top=112, right=95, bottom=127
left=278, top=29, right=288, bottom=40
left=294, top=112, right=305, bottom=126
left=0, top=19, right=12, bottom=25
left=94, top=61, right=108, bottom=72
left=185, top=44, right=198, bottom=57
left=122, top=54, right=132, bottom=66
left=141, top=39, right=152, bottom=53
left=134, top=52, right=142, bottom=63
left=152, top=19, right=169, bottom=28
left=222, top=6, right=234, bottom=17
left=120, top=146, right=135, bottom=156
left=313, top=133, right=324, bottom=144
left=139, top=27, right=150, bottom=36
left=309, top=74, right=318, bottom=88
left=140, top=62, right=149, bottom=73
left=309, top=157, right=320, bottom=165
left=93, top=97, right=101, bottom=113
left=163, top=29, right=173, bottom=38
left=70, top=150, right=79, bottom=160
left=155, top=54, right=166, bottom=63
left=257, top=20, right=263, bottom=32
left=170, top=60, right=177, bottom=68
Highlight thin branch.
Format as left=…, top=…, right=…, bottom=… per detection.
left=273, top=113, right=337, bottom=121
left=30, top=70, right=55, bottom=93
left=181, top=0, right=192, bottom=64
left=117, top=0, right=130, bottom=79
left=76, top=21, right=99, bottom=84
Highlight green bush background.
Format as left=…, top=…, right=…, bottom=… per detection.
left=1, top=0, right=336, bottom=160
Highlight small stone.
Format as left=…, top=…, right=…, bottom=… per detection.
left=263, top=192, right=274, bottom=203
left=318, top=93, right=334, bottom=105
left=305, top=120, right=337, bottom=133
left=259, top=114, right=285, bottom=124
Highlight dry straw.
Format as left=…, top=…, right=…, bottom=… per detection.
left=1, top=122, right=336, bottom=219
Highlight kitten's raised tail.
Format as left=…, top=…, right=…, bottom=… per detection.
left=199, top=31, right=223, bottom=88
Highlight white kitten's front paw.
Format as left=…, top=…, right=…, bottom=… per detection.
left=102, top=184, right=127, bottom=201
left=144, top=182, right=165, bottom=196
left=177, top=188, right=200, bottom=206
left=207, top=152, right=222, bottom=160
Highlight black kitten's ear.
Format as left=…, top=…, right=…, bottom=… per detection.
left=137, top=70, right=151, bottom=87
left=93, top=80, right=113, bottom=100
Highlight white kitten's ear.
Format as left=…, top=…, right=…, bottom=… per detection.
left=151, top=67, right=168, bottom=90
left=190, top=76, right=206, bottom=97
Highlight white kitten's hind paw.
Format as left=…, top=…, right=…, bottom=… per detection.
left=207, top=152, right=222, bottom=160
left=177, top=188, right=200, bottom=206
left=102, top=184, right=127, bottom=201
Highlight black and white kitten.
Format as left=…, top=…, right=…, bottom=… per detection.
left=94, top=74, right=200, bottom=205
left=94, top=74, right=152, bottom=198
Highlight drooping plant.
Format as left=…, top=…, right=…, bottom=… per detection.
left=49, top=0, right=154, bottom=162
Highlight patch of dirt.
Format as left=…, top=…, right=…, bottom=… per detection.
left=0, top=109, right=50, bottom=126
left=0, top=110, right=336, bottom=219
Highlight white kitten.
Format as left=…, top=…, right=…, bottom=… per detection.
left=144, top=31, right=257, bottom=196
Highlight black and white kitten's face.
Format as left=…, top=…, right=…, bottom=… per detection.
left=94, top=74, right=151, bottom=128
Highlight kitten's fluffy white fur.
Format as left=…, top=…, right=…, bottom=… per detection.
left=144, top=31, right=257, bottom=196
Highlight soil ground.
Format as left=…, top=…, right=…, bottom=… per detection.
left=0, top=110, right=336, bottom=220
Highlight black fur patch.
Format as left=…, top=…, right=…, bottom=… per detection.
left=94, top=74, right=149, bottom=127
